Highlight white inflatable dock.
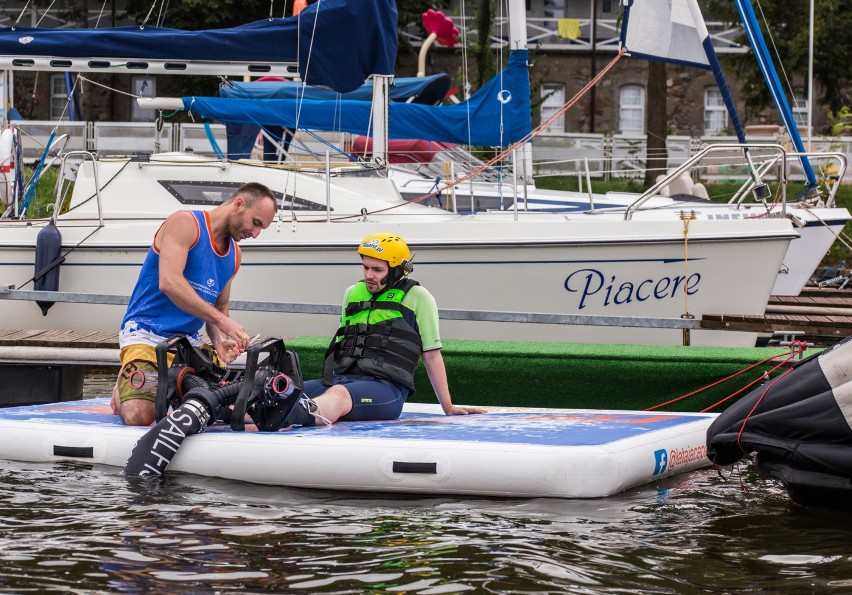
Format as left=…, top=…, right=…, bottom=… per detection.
left=0, top=398, right=714, bottom=498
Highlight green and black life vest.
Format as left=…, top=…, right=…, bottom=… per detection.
left=322, top=278, right=422, bottom=390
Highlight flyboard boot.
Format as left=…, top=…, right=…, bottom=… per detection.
left=230, top=337, right=316, bottom=431
left=124, top=335, right=306, bottom=476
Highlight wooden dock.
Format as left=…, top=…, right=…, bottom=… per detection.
left=0, top=329, right=119, bottom=366
left=0, top=329, right=119, bottom=349
left=701, top=288, right=852, bottom=344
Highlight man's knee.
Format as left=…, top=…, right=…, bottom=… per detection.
left=118, top=399, right=155, bottom=426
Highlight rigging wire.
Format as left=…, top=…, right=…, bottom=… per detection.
left=11, top=0, right=31, bottom=29
left=753, top=0, right=805, bottom=130
left=94, top=0, right=109, bottom=28
left=156, top=0, right=170, bottom=27
left=311, top=49, right=627, bottom=222
left=34, top=0, right=58, bottom=27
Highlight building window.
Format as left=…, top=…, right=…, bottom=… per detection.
left=704, top=87, right=728, bottom=135
left=540, top=83, right=565, bottom=133
left=791, top=88, right=809, bottom=131
left=619, top=85, right=644, bottom=133
left=131, top=76, right=157, bottom=122
left=50, top=74, right=67, bottom=120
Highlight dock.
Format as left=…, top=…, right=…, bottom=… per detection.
left=701, top=288, right=852, bottom=344
left=0, top=329, right=119, bottom=366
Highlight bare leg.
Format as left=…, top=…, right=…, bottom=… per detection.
left=310, top=385, right=353, bottom=425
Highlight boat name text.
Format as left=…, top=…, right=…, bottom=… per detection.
left=564, top=269, right=700, bottom=309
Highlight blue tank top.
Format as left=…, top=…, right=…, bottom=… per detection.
left=121, top=210, right=239, bottom=339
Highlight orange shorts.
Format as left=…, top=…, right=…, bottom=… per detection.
left=116, top=344, right=170, bottom=404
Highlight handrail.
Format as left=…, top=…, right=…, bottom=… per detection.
left=624, top=143, right=787, bottom=220
left=0, top=286, right=701, bottom=330
left=53, top=151, right=102, bottom=227
left=728, top=151, right=847, bottom=208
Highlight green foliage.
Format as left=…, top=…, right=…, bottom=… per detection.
left=705, top=0, right=852, bottom=116
left=828, top=106, right=852, bottom=137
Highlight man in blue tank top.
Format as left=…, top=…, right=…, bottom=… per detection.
left=111, top=182, right=277, bottom=426
left=279, top=232, right=486, bottom=429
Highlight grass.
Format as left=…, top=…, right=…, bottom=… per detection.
left=535, top=175, right=852, bottom=267
left=17, top=166, right=66, bottom=219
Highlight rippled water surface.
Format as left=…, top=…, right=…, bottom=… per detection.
left=0, top=372, right=850, bottom=593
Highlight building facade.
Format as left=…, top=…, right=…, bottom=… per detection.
left=0, top=0, right=830, bottom=138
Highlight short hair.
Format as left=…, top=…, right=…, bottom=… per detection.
left=228, top=182, right=277, bottom=209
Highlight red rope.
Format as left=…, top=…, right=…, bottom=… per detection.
left=644, top=341, right=808, bottom=412
left=734, top=341, right=810, bottom=456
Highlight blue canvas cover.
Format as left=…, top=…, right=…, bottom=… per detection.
left=0, top=0, right=397, bottom=93
left=221, top=73, right=451, bottom=105
left=186, top=49, right=532, bottom=148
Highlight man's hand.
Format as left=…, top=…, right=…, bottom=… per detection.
left=213, top=316, right=251, bottom=352
left=444, top=404, right=488, bottom=416
left=213, top=337, right=243, bottom=365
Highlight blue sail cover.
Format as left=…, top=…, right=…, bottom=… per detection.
left=221, top=73, right=451, bottom=105
left=0, top=0, right=397, bottom=93
left=184, top=50, right=532, bottom=148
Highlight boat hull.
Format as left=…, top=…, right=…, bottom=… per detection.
left=0, top=217, right=794, bottom=346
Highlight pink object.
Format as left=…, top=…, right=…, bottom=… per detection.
left=422, top=9, right=459, bottom=48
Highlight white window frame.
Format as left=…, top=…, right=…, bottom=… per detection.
left=49, top=74, right=67, bottom=120
left=540, top=83, right=566, bottom=134
left=791, top=88, right=809, bottom=132
left=619, top=84, right=645, bottom=134
left=703, top=87, right=729, bottom=135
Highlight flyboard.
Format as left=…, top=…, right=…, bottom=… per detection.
left=0, top=337, right=715, bottom=498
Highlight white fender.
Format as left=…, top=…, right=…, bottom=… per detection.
left=0, top=127, right=13, bottom=173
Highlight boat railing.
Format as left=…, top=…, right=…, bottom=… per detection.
left=53, top=151, right=103, bottom=227
left=623, top=143, right=788, bottom=220
left=727, top=151, right=848, bottom=209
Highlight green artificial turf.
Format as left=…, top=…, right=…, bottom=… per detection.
left=285, top=336, right=811, bottom=413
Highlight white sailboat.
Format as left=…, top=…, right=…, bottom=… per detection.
left=0, top=0, right=798, bottom=347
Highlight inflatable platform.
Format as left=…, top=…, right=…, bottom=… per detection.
left=0, top=398, right=714, bottom=498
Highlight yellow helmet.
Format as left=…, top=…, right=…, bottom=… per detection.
left=358, top=232, right=413, bottom=272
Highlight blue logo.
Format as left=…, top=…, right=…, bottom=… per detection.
left=653, top=449, right=668, bottom=475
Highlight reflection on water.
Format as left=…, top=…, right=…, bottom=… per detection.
left=0, top=372, right=849, bottom=592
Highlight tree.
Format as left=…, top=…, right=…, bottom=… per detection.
left=706, top=0, right=852, bottom=113
left=644, top=61, right=667, bottom=187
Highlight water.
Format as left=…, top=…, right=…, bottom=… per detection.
left=1, top=373, right=851, bottom=593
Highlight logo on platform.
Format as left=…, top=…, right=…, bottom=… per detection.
left=653, top=449, right=668, bottom=475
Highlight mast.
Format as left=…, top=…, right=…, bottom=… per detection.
left=732, top=0, right=818, bottom=191
left=684, top=0, right=769, bottom=200
left=508, top=0, right=533, bottom=183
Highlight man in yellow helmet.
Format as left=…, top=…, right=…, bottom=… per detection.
left=282, top=232, right=486, bottom=427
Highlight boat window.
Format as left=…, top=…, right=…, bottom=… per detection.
left=157, top=180, right=331, bottom=211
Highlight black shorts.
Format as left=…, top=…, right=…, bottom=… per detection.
left=302, top=374, right=409, bottom=422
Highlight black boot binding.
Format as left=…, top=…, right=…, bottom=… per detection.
left=124, top=335, right=306, bottom=477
